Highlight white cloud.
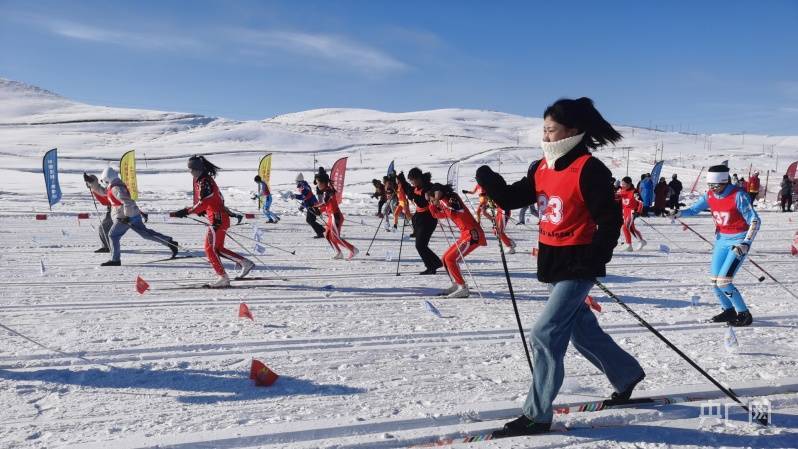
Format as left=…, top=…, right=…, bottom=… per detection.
left=228, top=28, right=408, bottom=73
left=22, top=15, right=205, bottom=52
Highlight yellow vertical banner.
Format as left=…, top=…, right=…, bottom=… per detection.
left=257, top=153, right=272, bottom=209
left=119, top=150, right=138, bottom=201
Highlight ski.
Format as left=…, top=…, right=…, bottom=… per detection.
left=409, top=393, right=726, bottom=447
left=157, top=281, right=278, bottom=290
left=142, top=254, right=196, bottom=264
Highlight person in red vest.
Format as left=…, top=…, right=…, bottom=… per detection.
left=173, top=156, right=254, bottom=288
left=476, top=97, right=645, bottom=438
left=672, top=164, right=760, bottom=326
left=83, top=172, right=113, bottom=253
left=316, top=171, right=358, bottom=260
left=747, top=171, right=761, bottom=205
left=615, top=176, right=646, bottom=251
left=462, top=183, right=488, bottom=222
left=87, top=167, right=178, bottom=266
left=427, top=183, right=486, bottom=298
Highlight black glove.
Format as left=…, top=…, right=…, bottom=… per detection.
left=172, top=208, right=189, bottom=218
left=119, top=216, right=131, bottom=224
left=475, top=165, right=506, bottom=190
left=197, top=210, right=206, bottom=217
left=251, top=194, right=258, bottom=200
left=461, top=189, right=469, bottom=195
left=83, top=173, right=92, bottom=183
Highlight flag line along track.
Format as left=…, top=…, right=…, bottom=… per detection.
left=1, top=268, right=795, bottom=290
left=3, top=315, right=793, bottom=370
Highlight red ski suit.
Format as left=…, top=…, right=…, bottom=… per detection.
left=615, top=187, right=643, bottom=244
left=429, top=195, right=486, bottom=285
left=317, top=187, right=356, bottom=254
left=190, top=175, right=246, bottom=275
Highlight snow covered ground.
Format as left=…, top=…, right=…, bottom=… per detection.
left=1, top=78, right=797, bottom=448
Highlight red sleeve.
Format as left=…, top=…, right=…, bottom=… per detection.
left=429, top=203, right=447, bottom=220
left=189, top=178, right=214, bottom=215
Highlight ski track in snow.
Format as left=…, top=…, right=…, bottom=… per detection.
left=1, top=78, right=798, bottom=448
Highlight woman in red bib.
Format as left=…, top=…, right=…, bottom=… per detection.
left=476, top=98, right=644, bottom=438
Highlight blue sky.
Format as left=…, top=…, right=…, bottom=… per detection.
left=1, top=0, right=797, bottom=134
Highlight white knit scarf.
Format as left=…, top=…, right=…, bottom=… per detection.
left=541, top=133, right=585, bottom=166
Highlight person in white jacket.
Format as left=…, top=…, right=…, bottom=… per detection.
left=87, top=166, right=178, bottom=266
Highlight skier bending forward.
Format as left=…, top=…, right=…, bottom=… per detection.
left=427, top=183, right=486, bottom=298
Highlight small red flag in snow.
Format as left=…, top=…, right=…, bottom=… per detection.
left=250, top=359, right=279, bottom=386
left=791, top=231, right=798, bottom=257
left=245, top=213, right=256, bottom=219
left=682, top=224, right=688, bottom=231
left=585, top=295, right=602, bottom=313
left=35, top=214, right=47, bottom=220
left=77, top=213, right=90, bottom=219
left=239, top=303, right=254, bottom=320
left=135, top=276, right=150, bottom=294
left=531, top=247, right=539, bottom=256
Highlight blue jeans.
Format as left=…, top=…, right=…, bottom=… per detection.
left=261, top=195, right=279, bottom=221
left=108, top=215, right=173, bottom=261
left=710, top=232, right=749, bottom=312
left=522, top=279, right=644, bottom=422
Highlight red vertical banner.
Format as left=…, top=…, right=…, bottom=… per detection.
left=786, top=161, right=798, bottom=180
left=330, top=157, right=348, bottom=205
left=690, top=167, right=705, bottom=193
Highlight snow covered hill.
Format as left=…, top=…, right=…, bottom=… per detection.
left=1, top=76, right=795, bottom=215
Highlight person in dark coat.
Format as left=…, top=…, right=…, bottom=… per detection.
left=667, top=174, right=683, bottom=211
left=653, top=177, right=669, bottom=216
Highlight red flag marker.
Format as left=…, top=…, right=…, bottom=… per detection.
left=135, top=276, right=150, bottom=294
left=682, top=224, right=688, bottom=231
left=238, top=303, right=254, bottom=320
left=244, top=213, right=256, bottom=219
left=585, top=295, right=602, bottom=313
left=250, top=359, right=279, bottom=386
left=35, top=214, right=47, bottom=220
left=77, top=213, right=90, bottom=219
left=531, top=247, right=539, bottom=256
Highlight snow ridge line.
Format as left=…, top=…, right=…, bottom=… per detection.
left=3, top=313, right=793, bottom=369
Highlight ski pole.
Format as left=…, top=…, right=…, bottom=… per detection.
left=677, top=220, right=798, bottom=302
left=365, top=214, right=386, bottom=256
left=593, top=280, right=768, bottom=426
left=223, top=230, right=288, bottom=281
left=396, top=216, right=407, bottom=276
left=640, top=217, right=765, bottom=283
left=226, top=228, right=297, bottom=256
left=487, top=203, right=534, bottom=377
left=182, top=216, right=296, bottom=256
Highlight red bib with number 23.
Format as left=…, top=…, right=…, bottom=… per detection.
left=534, top=154, right=596, bottom=246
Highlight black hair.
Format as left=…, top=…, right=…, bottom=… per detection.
left=372, top=179, right=382, bottom=186
left=428, top=183, right=454, bottom=195
left=543, top=97, right=622, bottom=149
left=622, top=176, right=633, bottom=184
left=254, top=175, right=262, bottom=183
left=188, top=155, right=221, bottom=178
left=407, top=167, right=423, bottom=180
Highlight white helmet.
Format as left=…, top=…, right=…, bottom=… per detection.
left=295, top=173, right=304, bottom=183
left=100, top=166, right=119, bottom=184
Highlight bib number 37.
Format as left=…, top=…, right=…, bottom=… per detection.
left=538, top=195, right=564, bottom=224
